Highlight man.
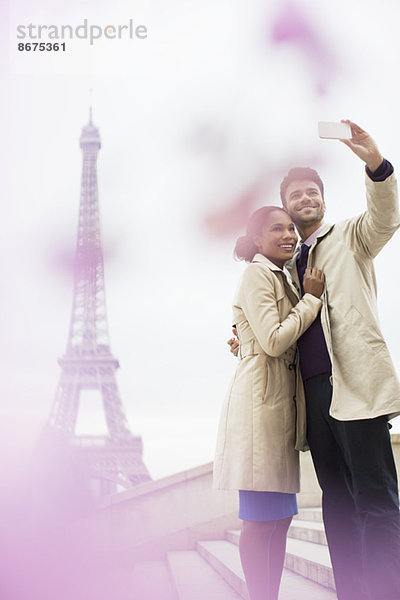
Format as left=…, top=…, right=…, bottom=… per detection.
left=229, top=121, right=400, bottom=600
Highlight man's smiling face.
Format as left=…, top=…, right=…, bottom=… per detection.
left=283, top=179, right=326, bottom=231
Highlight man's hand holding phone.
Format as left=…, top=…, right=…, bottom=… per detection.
left=319, top=120, right=383, bottom=172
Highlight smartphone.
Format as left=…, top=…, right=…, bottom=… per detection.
left=318, top=121, right=352, bottom=139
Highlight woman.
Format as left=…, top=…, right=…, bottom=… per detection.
left=213, top=206, right=324, bottom=600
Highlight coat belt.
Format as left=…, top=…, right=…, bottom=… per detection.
left=239, top=339, right=296, bottom=363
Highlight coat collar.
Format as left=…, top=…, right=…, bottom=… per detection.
left=314, top=223, right=334, bottom=243
left=252, top=253, right=300, bottom=299
left=294, top=223, right=334, bottom=258
left=252, top=253, right=284, bottom=272
left=301, top=222, right=327, bottom=246
left=285, top=222, right=335, bottom=291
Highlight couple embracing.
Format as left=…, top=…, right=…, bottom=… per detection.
left=213, top=121, right=400, bottom=600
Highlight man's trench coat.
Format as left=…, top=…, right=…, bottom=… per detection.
left=286, top=172, right=400, bottom=421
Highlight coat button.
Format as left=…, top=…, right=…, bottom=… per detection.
left=288, top=363, right=295, bottom=370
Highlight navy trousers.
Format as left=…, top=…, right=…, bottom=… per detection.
left=304, top=373, right=400, bottom=600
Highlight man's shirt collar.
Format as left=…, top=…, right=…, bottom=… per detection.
left=301, top=222, right=326, bottom=247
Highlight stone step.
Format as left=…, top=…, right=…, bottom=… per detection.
left=295, top=507, right=323, bottom=522
left=167, top=549, right=242, bottom=599
left=226, top=526, right=333, bottom=589
left=225, top=529, right=240, bottom=546
left=197, top=540, right=248, bottom=598
left=131, top=507, right=334, bottom=599
left=132, top=560, right=177, bottom=600
left=226, top=519, right=327, bottom=547
left=289, top=519, right=327, bottom=545
left=285, top=538, right=335, bottom=591
left=198, top=539, right=337, bottom=599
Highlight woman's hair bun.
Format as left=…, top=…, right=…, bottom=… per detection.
left=234, top=206, right=286, bottom=262
left=234, top=235, right=258, bottom=262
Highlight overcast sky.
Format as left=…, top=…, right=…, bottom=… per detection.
left=2, top=0, right=400, bottom=480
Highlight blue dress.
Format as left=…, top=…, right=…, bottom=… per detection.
left=238, top=489, right=298, bottom=522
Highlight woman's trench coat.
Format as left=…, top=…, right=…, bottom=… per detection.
left=213, top=253, right=322, bottom=493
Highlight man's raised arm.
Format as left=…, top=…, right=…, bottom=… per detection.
left=340, top=119, right=383, bottom=173
left=339, top=120, right=400, bottom=258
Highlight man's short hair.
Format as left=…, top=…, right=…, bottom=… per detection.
left=280, top=167, right=324, bottom=206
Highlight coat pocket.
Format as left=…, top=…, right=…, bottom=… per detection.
left=344, top=305, right=385, bottom=351
left=251, top=355, right=269, bottom=405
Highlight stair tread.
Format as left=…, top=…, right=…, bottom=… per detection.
left=290, top=519, right=325, bottom=530
left=198, top=540, right=336, bottom=599
left=227, top=519, right=327, bottom=546
left=201, top=537, right=331, bottom=568
left=281, top=569, right=337, bottom=599
left=228, top=519, right=325, bottom=535
left=286, top=537, right=331, bottom=566
left=167, top=549, right=242, bottom=599
left=295, top=508, right=323, bottom=521
left=199, top=540, right=244, bottom=576
left=132, top=560, right=176, bottom=600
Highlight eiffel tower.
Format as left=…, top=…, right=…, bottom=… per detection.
left=47, top=109, right=151, bottom=497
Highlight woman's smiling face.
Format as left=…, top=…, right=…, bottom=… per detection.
left=253, top=209, right=298, bottom=268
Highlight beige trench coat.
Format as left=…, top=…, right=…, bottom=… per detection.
left=213, top=254, right=322, bottom=492
left=286, top=173, right=400, bottom=421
